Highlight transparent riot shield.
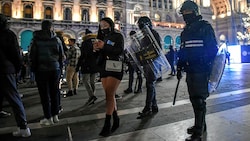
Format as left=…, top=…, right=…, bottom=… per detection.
left=208, top=43, right=227, bottom=93
left=125, top=26, right=171, bottom=79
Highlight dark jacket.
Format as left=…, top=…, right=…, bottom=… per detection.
left=29, top=30, right=64, bottom=72
left=97, top=30, right=124, bottom=71
left=77, top=34, right=100, bottom=73
left=0, top=28, right=22, bottom=74
left=178, top=20, right=218, bottom=73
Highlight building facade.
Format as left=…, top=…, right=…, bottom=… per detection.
left=0, top=0, right=249, bottom=52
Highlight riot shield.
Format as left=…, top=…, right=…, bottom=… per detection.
left=208, top=43, right=227, bottom=93
left=125, top=26, right=171, bottom=78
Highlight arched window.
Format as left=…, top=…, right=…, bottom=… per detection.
left=114, top=11, right=120, bottom=21
left=64, top=7, right=72, bottom=21
left=99, top=10, right=105, bottom=21
left=24, top=5, right=33, bottom=18
left=164, top=35, right=173, bottom=49
left=2, top=3, right=11, bottom=17
left=45, top=7, right=53, bottom=19
left=175, top=36, right=181, bottom=50
left=155, top=13, right=161, bottom=22
left=166, top=15, right=172, bottom=22
left=82, top=9, right=89, bottom=22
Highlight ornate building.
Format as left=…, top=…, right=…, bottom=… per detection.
left=0, top=0, right=249, bottom=52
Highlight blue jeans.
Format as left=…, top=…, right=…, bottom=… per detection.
left=35, top=69, right=61, bottom=119
left=0, top=74, right=27, bottom=129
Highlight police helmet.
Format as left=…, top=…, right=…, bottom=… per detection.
left=137, top=16, right=152, bottom=29
left=179, top=0, right=200, bottom=16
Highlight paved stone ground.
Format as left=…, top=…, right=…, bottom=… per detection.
left=1, top=64, right=250, bottom=141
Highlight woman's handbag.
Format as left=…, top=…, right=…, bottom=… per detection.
left=105, top=60, right=123, bottom=72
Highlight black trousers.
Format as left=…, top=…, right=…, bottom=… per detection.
left=35, top=70, right=60, bottom=119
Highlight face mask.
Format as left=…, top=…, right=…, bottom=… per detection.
left=183, top=13, right=196, bottom=25
left=101, top=28, right=111, bottom=34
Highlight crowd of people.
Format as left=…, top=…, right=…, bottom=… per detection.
left=1, top=1, right=219, bottom=140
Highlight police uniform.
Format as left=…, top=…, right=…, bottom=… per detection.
left=177, top=1, right=218, bottom=141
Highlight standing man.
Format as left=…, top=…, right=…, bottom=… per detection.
left=76, top=29, right=99, bottom=105
left=65, top=38, right=81, bottom=97
left=136, top=16, right=161, bottom=118
left=29, top=20, right=64, bottom=126
left=177, top=1, right=218, bottom=141
left=0, top=14, right=31, bottom=137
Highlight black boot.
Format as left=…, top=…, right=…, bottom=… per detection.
left=124, top=88, right=132, bottom=94
left=111, top=111, right=120, bottom=132
left=152, top=105, right=159, bottom=113
left=187, top=123, right=207, bottom=134
left=185, top=134, right=202, bottom=141
left=137, top=107, right=152, bottom=119
left=99, top=115, right=111, bottom=137
left=73, top=89, right=77, bottom=95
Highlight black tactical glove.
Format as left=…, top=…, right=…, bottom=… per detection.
left=177, top=67, right=182, bottom=80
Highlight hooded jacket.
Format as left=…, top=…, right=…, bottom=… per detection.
left=29, top=30, right=64, bottom=72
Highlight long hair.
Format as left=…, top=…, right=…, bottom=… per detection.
left=97, top=17, right=115, bottom=40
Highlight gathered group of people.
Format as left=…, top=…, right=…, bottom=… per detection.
left=1, top=1, right=219, bottom=141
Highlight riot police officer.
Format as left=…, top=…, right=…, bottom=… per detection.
left=177, top=1, right=218, bottom=141
left=137, top=16, right=162, bottom=118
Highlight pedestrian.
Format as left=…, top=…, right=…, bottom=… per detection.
left=76, top=29, right=99, bottom=105
left=29, top=20, right=64, bottom=126
left=64, top=38, right=81, bottom=97
left=177, top=1, right=218, bottom=141
left=0, top=13, right=31, bottom=137
left=93, top=17, right=124, bottom=136
left=124, top=30, right=143, bottom=94
left=166, top=45, right=176, bottom=76
left=136, top=16, right=161, bottom=118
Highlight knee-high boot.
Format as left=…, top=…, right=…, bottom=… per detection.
left=111, top=110, right=120, bottom=132
left=99, top=115, right=111, bottom=137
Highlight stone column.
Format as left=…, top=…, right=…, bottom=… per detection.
left=90, top=0, right=98, bottom=22
left=107, top=0, right=114, bottom=19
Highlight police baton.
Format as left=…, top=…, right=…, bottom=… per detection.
left=173, top=79, right=180, bottom=105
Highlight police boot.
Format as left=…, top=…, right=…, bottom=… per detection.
left=187, top=109, right=206, bottom=134
left=111, top=110, right=119, bottom=132
left=137, top=107, right=152, bottom=119
left=186, top=110, right=205, bottom=141
left=99, top=115, right=111, bottom=137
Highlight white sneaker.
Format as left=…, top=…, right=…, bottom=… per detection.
left=53, top=115, right=59, bottom=123
left=40, top=118, right=54, bottom=126
left=12, top=127, right=31, bottom=137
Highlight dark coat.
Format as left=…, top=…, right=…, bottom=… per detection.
left=77, top=35, right=100, bottom=73
left=0, top=28, right=22, bottom=74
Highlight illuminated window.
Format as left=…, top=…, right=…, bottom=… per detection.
left=153, top=0, right=156, bottom=8
left=159, top=0, right=162, bottom=8
left=2, top=3, right=11, bottom=17
left=82, top=9, right=89, bottom=22
left=99, top=10, right=105, bottom=21
left=155, top=13, right=161, bottom=21
left=114, top=11, right=121, bottom=21
left=45, top=7, right=53, bottom=19
left=24, top=5, right=33, bottom=18
left=64, top=8, right=72, bottom=20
